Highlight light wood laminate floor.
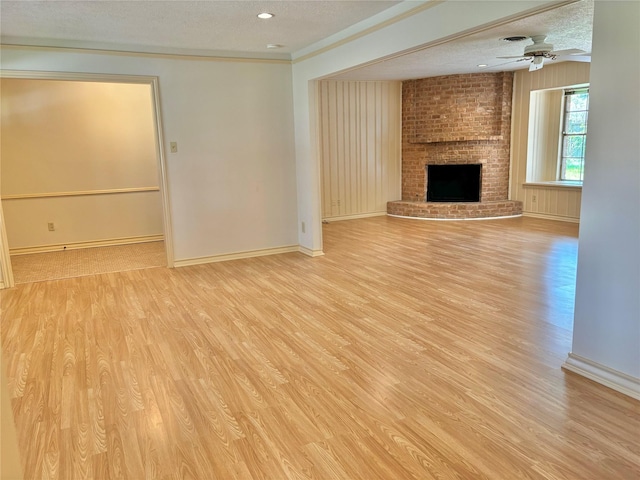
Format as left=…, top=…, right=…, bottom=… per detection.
left=1, top=216, right=638, bottom=479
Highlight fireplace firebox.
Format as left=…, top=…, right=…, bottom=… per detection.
left=426, top=164, right=482, bottom=202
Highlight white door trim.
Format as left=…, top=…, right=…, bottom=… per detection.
left=0, top=202, right=15, bottom=288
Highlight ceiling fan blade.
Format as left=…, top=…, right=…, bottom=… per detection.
left=551, top=48, right=587, bottom=56
left=485, top=58, right=529, bottom=69
left=560, top=55, right=591, bottom=63
left=497, top=55, right=529, bottom=59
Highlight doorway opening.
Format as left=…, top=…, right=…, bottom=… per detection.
left=0, top=71, right=174, bottom=287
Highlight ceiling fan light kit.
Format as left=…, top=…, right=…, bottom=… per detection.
left=496, top=34, right=587, bottom=71
left=524, top=35, right=554, bottom=56
left=529, top=55, right=545, bottom=71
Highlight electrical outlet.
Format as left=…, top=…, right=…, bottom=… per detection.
left=170, top=142, right=178, bottom=153
left=48, top=222, right=55, bottom=231
left=532, top=195, right=537, bottom=202
left=301, top=221, right=306, bottom=233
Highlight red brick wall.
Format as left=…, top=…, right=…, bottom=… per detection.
left=402, top=72, right=513, bottom=202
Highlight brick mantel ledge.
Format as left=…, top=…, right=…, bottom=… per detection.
left=387, top=200, right=523, bottom=219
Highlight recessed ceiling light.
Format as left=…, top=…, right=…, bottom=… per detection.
left=267, top=44, right=284, bottom=49
left=478, top=64, right=488, bottom=68
left=257, top=12, right=274, bottom=19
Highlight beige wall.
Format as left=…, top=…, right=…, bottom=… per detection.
left=4, top=194, right=163, bottom=250
left=527, top=88, right=563, bottom=182
left=319, top=80, right=401, bottom=220
left=0, top=79, right=163, bottom=250
left=511, top=61, right=590, bottom=222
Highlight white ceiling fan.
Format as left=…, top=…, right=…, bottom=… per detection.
left=498, top=35, right=588, bottom=71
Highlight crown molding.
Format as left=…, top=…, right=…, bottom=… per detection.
left=0, top=40, right=291, bottom=64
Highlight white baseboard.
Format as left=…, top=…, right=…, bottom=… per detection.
left=298, top=246, right=325, bottom=257
left=523, top=212, right=580, bottom=223
left=322, top=211, right=386, bottom=222
left=562, top=353, right=640, bottom=400
left=9, top=234, right=164, bottom=256
left=174, top=245, right=300, bottom=267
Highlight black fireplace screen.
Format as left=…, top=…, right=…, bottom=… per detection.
left=426, top=164, right=481, bottom=202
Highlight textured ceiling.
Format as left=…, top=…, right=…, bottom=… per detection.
left=0, top=0, right=401, bottom=57
left=330, top=0, right=594, bottom=80
left=0, top=0, right=593, bottom=79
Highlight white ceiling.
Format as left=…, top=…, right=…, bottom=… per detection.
left=0, top=1, right=402, bottom=59
left=0, top=0, right=593, bottom=79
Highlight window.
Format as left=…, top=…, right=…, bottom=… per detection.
left=559, top=89, right=589, bottom=181
left=525, top=84, right=588, bottom=187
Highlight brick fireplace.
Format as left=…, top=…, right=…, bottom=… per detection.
left=387, top=72, right=522, bottom=219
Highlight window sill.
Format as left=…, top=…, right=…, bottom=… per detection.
left=523, top=181, right=582, bottom=190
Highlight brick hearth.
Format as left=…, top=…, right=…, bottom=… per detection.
left=388, top=72, right=522, bottom=219
left=387, top=200, right=522, bottom=219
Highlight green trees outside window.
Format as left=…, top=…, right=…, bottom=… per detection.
left=560, top=90, right=589, bottom=181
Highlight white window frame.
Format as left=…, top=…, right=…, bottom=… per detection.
left=558, top=88, right=589, bottom=182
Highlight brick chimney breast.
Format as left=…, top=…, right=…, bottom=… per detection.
left=390, top=72, right=522, bottom=219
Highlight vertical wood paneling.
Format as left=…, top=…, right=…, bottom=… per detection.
left=541, top=90, right=562, bottom=180
left=359, top=83, right=368, bottom=214
left=319, top=80, right=401, bottom=220
left=367, top=82, right=377, bottom=212
left=348, top=82, right=358, bottom=215
left=320, top=81, right=332, bottom=217
left=511, top=62, right=589, bottom=221
left=523, top=186, right=582, bottom=220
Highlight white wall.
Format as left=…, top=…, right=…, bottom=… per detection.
left=319, top=80, right=401, bottom=220
left=567, top=1, right=640, bottom=390
left=0, top=51, right=298, bottom=262
left=1, top=79, right=163, bottom=249
left=292, top=0, right=569, bottom=253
